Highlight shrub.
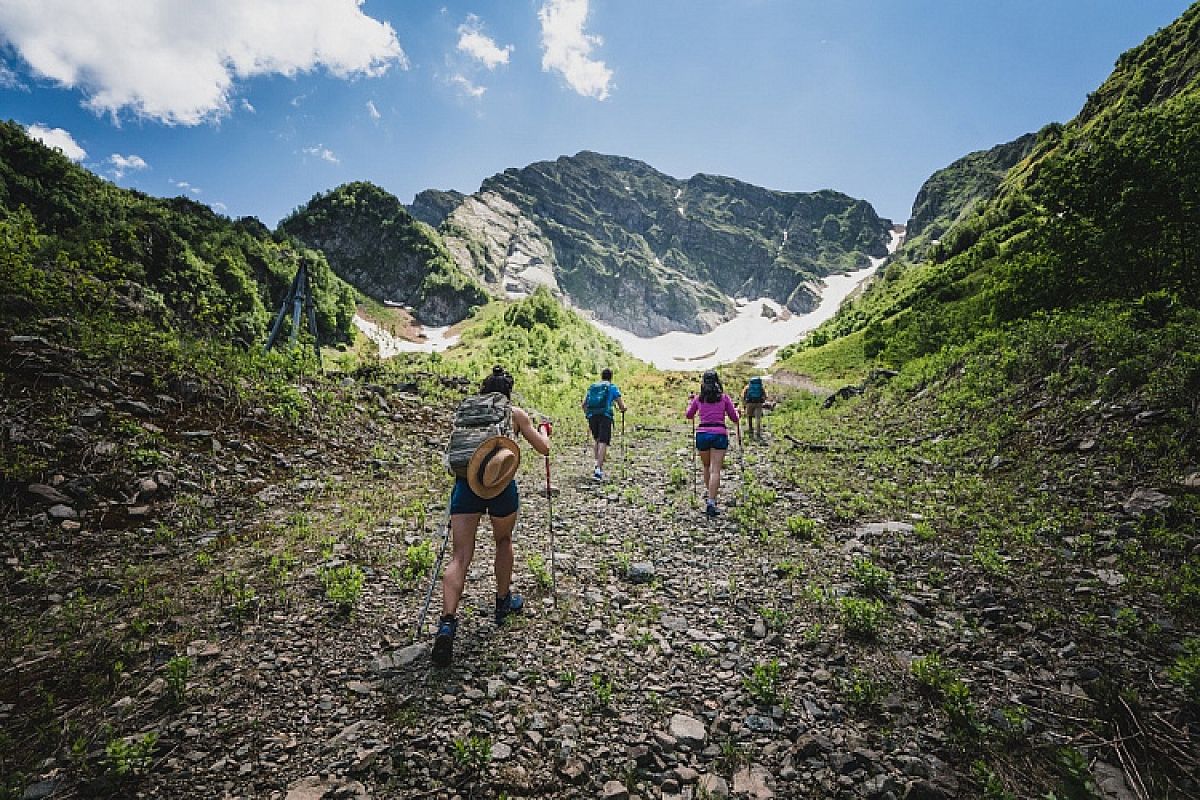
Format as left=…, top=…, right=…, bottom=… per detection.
left=838, top=597, right=886, bottom=639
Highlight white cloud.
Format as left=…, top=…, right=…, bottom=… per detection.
left=108, top=153, right=148, bottom=178
left=240, top=99, right=255, bottom=113
left=457, top=15, right=512, bottom=70
left=366, top=99, right=381, bottom=119
left=0, top=0, right=407, bottom=125
left=25, top=123, right=86, bottom=160
left=212, top=201, right=228, bottom=213
left=0, top=61, right=24, bottom=89
left=303, top=144, right=339, bottom=164
left=451, top=74, right=486, bottom=99
left=169, top=178, right=202, bottom=194
left=538, top=0, right=612, bottom=100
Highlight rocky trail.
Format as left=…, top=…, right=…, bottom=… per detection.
left=4, top=343, right=1198, bottom=799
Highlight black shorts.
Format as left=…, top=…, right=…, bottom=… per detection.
left=588, top=414, right=613, bottom=444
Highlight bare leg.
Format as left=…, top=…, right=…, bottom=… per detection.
left=699, top=449, right=712, bottom=496
left=490, top=512, right=517, bottom=598
left=596, top=441, right=609, bottom=470
left=441, top=513, right=480, bottom=616
left=708, top=448, right=727, bottom=502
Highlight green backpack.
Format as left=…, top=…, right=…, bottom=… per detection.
left=445, top=392, right=514, bottom=478
left=746, top=377, right=765, bottom=402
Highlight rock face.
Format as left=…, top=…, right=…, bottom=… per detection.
left=897, top=133, right=1038, bottom=263
left=279, top=182, right=487, bottom=326
left=435, top=151, right=892, bottom=335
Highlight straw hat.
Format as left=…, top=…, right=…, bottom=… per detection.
left=466, top=435, right=522, bottom=499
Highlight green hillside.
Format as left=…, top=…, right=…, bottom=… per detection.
left=783, top=3, right=1200, bottom=380
left=279, top=181, right=487, bottom=326
left=0, top=121, right=355, bottom=346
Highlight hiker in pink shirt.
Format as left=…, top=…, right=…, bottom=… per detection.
left=685, top=370, right=740, bottom=517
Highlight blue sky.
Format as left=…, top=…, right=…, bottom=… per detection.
left=1, top=1, right=1193, bottom=227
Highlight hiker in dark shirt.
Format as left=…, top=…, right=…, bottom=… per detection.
left=742, top=376, right=768, bottom=440
left=433, top=366, right=551, bottom=667
left=581, top=368, right=627, bottom=481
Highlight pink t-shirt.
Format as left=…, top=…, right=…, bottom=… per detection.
left=686, top=394, right=740, bottom=431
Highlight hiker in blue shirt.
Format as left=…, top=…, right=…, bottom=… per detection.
left=581, top=368, right=626, bottom=480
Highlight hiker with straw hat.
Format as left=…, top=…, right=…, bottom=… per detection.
left=433, top=366, right=551, bottom=667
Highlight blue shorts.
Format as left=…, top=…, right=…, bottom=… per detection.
left=696, top=431, right=729, bottom=451
left=450, top=477, right=519, bottom=517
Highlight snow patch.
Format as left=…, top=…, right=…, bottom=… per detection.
left=589, top=228, right=903, bottom=371
left=353, top=314, right=459, bottom=357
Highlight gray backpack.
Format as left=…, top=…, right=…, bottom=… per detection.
left=445, top=392, right=515, bottom=478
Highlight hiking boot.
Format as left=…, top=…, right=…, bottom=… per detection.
left=495, top=591, right=524, bottom=625
left=593, top=467, right=604, bottom=481
left=705, top=499, right=719, bottom=518
left=431, top=615, right=457, bottom=667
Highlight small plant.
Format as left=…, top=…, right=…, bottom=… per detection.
left=911, top=653, right=957, bottom=695
left=971, top=761, right=1015, bottom=800
left=591, top=673, right=615, bottom=710
left=450, top=734, right=491, bottom=774
left=104, top=732, right=158, bottom=778
left=1168, top=637, right=1200, bottom=704
left=914, top=521, right=937, bottom=542
left=786, top=515, right=818, bottom=540
left=668, top=464, right=687, bottom=490
left=972, top=544, right=1009, bottom=577
left=850, top=557, right=893, bottom=597
left=841, top=668, right=887, bottom=714
left=320, top=564, right=365, bottom=612
left=400, top=541, right=435, bottom=584
left=527, top=553, right=553, bottom=591
left=558, top=669, right=576, bottom=686
left=838, top=597, right=886, bottom=639
left=731, top=475, right=777, bottom=537
left=164, top=655, right=192, bottom=705
left=758, top=606, right=789, bottom=631
left=744, top=659, right=781, bottom=706
left=943, top=680, right=979, bottom=739
left=775, top=559, right=805, bottom=579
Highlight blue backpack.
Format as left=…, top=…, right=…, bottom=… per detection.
left=746, top=377, right=765, bottom=402
left=585, top=381, right=611, bottom=416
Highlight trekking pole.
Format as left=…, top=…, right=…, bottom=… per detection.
left=690, top=414, right=698, bottom=505
left=621, top=410, right=627, bottom=474
left=737, top=419, right=747, bottom=479
left=545, top=453, right=557, bottom=607
left=539, top=421, right=557, bottom=608
left=413, top=509, right=453, bottom=645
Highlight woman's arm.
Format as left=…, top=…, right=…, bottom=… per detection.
left=725, top=394, right=741, bottom=423
left=685, top=395, right=699, bottom=419
left=513, top=406, right=551, bottom=456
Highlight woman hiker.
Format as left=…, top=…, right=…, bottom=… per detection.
left=433, top=366, right=552, bottom=667
left=685, top=369, right=740, bottom=517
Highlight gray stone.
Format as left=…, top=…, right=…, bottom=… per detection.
left=698, top=774, right=730, bottom=798
left=117, top=400, right=157, bottom=417
left=628, top=561, right=655, bottom=583
left=733, top=765, right=774, bottom=799
left=601, top=779, right=629, bottom=800
left=668, top=713, right=707, bottom=749
left=21, top=780, right=58, bottom=800
left=26, top=483, right=71, bottom=505
left=1123, top=488, right=1171, bottom=515
left=47, top=504, right=77, bottom=520
left=491, top=742, right=513, bottom=761
left=1093, top=761, right=1137, bottom=800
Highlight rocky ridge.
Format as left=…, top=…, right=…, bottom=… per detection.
left=432, top=151, right=892, bottom=336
